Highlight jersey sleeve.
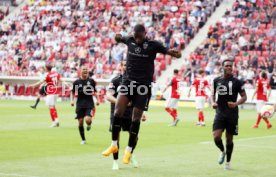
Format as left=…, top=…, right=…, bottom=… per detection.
left=92, top=79, right=97, bottom=92
left=212, top=79, right=217, bottom=95
left=237, top=79, right=245, bottom=93
left=154, top=41, right=168, bottom=54
left=71, top=80, right=77, bottom=93
left=121, top=36, right=131, bottom=45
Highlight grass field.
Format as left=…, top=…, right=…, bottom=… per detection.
left=0, top=100, right=276, bottom=177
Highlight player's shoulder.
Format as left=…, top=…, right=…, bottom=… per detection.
left=149, top=39, right=163, bottom=45
left=213, top=76, right=223, bottom=83
left=111, top=74, right=122, bottom=83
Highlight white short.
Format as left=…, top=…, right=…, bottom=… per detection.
left=256, top=100, right=265, bottom=113
left=195, top=96, right=205, bottom=109
left=46, top=94, right=58, bottom=106
left=165, top=98, right=179, bottom=109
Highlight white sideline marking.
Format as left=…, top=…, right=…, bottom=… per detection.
left=0, top=173, right=39, bottom=177
left=200, top=135, right=276, bottom=144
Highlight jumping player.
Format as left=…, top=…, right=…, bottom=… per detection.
left=162, top=69, right=180, bottom=126
left=212, top=59, right=247, bottom=170
left=71, top=66, right=99, bottom=144
left=102, top=24, right=181, bottom=164
left=30, top=64, right=69, bottom=127
left=252, top=71, right=272, bottom=129
left=106, top=60, right=146, bottom=170
left=188, top=69, right=210, bottom=126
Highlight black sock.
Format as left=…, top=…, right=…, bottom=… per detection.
left=131, top=137, right=138, bottom=154
left=214, top=139, right=225, bottom=152
left=128, top=121, right=140, bottom=148
left=113, top=141, right=119, bottom=160
left=79, top=126, right=85, bottom=141
left=226, top=143, right=234, bottom=162
left=112, top=115, right=121, bottom=141
left=34, top=98, right=40, bottom=107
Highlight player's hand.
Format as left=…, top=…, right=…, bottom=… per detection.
left=141, top=114, right=147, bottom=122
left=212, top=102, right=218, bottom=109
left=127, top=102, right=132, bottom=107
left=170, top=49, right=182, bottom=58
left=70, top=101, right=74, bottom=107
left=227, top=102, right=237, bottom=108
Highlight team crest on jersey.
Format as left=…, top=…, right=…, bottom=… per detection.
left=87, top=81, right=90, bottom=85
left=135, top=47, right=141, bottom=53
left=143, top=42, right=148, bottom=49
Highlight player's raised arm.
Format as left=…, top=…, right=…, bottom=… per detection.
left=29, top=80, right=45, bottom=88
left=211, top=79, right=218, bottom=109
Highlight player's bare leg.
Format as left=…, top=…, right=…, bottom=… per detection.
left=225, top=132, right=234, bottom=170
left=197, top=108, right=205, bottom=126
left=102, top=94, right=129, bottom=156
left=85, top=115, right=92, bottom=131
left=78, top=118, right=86, bottom=144
left=30, top=94, right=41, bottom=109
left=213, top=129, right=225, bottom=165
left=123, top=107, right=143, bottom=164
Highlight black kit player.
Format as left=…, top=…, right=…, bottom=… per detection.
left=70, top=66, right=99, bottom=144
left=102, top=24, right=181, bottom=164
left=212, top=60, right=247, bottom=170
left=106, top=60, right=146, bottom=170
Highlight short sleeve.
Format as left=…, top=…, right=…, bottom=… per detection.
left=154, top=41, right=168, bottom=54
left=212, top=79, right=217, bottom=95
left=237, top=79, right=245, bottom=93
left=71, top=80, right=77, bottom=92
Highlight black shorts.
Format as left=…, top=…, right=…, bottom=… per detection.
left=75, top=107, right=92, bottom=119
left=119, top=80, right=151, bottom=111
left=39, top=85, right=47, bottom=96
left=213, top=113, right=239, bottom=135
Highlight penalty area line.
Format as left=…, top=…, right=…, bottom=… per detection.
left=0, top=172, right=39, bottom=177
left=199, top=135, right=276, bottom=144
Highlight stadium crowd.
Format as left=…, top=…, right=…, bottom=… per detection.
left=0, top=0, right=221, bottom=80
left=179, top=0, right=276, bottom=89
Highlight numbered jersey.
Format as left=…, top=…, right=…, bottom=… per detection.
left=192, top=78, right=208, bottom=97
left=170, top=76, right=180, bottom=99
left=45, top=72, right=60, bottom=95
left=256, top=78, right=270, bottom=101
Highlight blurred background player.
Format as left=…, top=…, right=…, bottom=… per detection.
left=252, top=71, right=272, bottom=129
left=106, top=60, right=146, bottom=170
left=162, top=69, right=180, bottom=126
left=30, top=68, right=47, bottom=109
left=188, top=69, right=211, bottom=126
left=102, top=24, right=181, bottom=164
left=0, top=81, right=6, bottom=99
left=71, top=66, right=99, bottom=145
left=30, top=64, right=69, bottom=127
left=212, top=60, right=247, bottom=170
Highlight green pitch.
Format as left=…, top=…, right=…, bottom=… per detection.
left=0, top=100, right=276, bottom=177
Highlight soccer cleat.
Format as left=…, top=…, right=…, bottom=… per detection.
left=122, top=149, right=132, bottom=164
left=218, top=152, right=226, bottom=165
left=131, top=154, right=138, bottom=168
left=102, top=145, right=118, bottom=156
left=174, top=119, right=180, bottom=126
left=30, top=105, right=36, bottom=109
left=252, top=125, right=258, bottom=128
left=112, top=160, right=119, bottom=170
left=80, top=140, right=86, bottom=145
left=267, top=124, right=272, bottom=129
left=49, top=122, right=59, bottom=128
left=224, top=162, right=231, bottom=170
left=201, top=122, right=206, bottom=127
left=87, top=125, right=91, bottom=131
left=195, top=122, right=201, bottom=126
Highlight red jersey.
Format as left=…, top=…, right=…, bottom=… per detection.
left=256, top=78, right=270, bottom=101
left=45, top=72, right=61, bottom=95
left=170, top=76, right=180, bottom=99
left=192, top=78, right=208, bottom=97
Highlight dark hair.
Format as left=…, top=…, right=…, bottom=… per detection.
left=45, top=64, right=52, bottom=71
left=261, top=71, right=267, bottom=79
left=198, top=69, right=204, bottom=75
left=173, top=69, right=179, bottom=74
left=134, top=24, right=146, bottom=33
left=222, top=59, right=233, bottom=66
left=89, top=70, right=94, bottom=77
left=0, top=81, right=3, bottom=85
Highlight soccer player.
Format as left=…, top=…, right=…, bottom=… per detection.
left=30, top=64, right=69, bottom=127
left=212, top=59, right=247, bottom=170
left=252, top=71, right=272, bottom=129
left=70, top=66, right=99, bottom=145
left=162, top=69, right=180, bottom=126
left=102, top=24, right=181, bottom=164
left=30, top=68, right=47, bottom=109
left=106, top=60, right=147, bottom=170
left=188, top=69, right=210, bottom=126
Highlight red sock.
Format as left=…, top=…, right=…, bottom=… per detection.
left=263, top=118, right=270, bottom=125
left=171, top=109, right=177, bottom=120
left=199, top=111, right=205, bottom=122
left=198, top=112, right=201, bottom=122
left=165, top=107, right=174, bottom=120
left=49, top=108, right=55, bottom=122
left=255, top=114, right=262, bottom=125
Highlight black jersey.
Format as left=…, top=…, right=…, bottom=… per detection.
left=108, top=74, right=132, bottom=119
left=72, top=78, right=97, bottom=108
left=121, top=36, right=168, bottom=84
left=213, top=75, right=245, bottom=114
